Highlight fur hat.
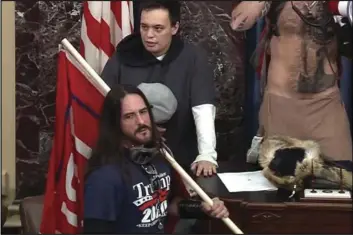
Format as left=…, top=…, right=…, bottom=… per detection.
left=258, top=135, right=352, bottom=191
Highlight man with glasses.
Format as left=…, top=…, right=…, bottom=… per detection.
left=83, top=84, right=229, bottom=234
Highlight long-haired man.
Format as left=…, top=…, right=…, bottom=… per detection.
left=83, top=84, right=228, bottom=234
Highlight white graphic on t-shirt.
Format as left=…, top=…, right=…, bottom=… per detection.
left=132, top=172, right=171, bottom=228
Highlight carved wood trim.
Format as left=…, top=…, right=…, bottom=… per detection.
left=251, top=211, right=282, bottom=221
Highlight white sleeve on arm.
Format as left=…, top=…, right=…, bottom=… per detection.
left=191, top=104, right=218, bottom=166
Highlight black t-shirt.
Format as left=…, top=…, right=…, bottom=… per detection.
left=84, top=158, right=171, bottom=233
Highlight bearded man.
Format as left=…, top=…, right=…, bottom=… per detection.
left=83, top=84, right=229, bottom=234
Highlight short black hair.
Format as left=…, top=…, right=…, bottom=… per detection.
left=139, top=0, right=181, bottom=25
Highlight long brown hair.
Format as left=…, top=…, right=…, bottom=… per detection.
left=85, top=84, right=161, bottom=179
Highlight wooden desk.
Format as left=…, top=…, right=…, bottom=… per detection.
left=196, top=161, right=353, bottom=234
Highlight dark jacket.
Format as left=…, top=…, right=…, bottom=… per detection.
left=101, top=33, right=216, bottom=168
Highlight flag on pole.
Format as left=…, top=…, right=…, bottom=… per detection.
left=40, top=44, right=191, bottom=233
left=40, top=1, right=192, bottom=233
left=40, top=1, right=134, bottom=233
left=39, top=46, right=107, bottom=234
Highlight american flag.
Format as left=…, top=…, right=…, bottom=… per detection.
left=40, top=1, right=190, bottom=234
left=80, top=1, right=134, bottom=74
left=40, top=1, right=133, bottom=233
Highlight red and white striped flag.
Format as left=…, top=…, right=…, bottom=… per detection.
left=80, top=1, right=134, bottom=74
left=40, top=47, right=107, bottom=234
left=40, top=2, right=134, bottom=233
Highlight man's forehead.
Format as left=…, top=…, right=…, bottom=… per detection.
left=121, top=94, right=148, bottom=114
left=140, top=8, right=171, bottom=25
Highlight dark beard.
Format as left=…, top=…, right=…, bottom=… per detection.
left=125, top=125, right=155, bottom=147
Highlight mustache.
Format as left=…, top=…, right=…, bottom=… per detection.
left=134, top=125, right=151, bottom=135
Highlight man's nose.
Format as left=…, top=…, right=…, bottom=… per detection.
left=146, top=28, right=155, bottom=38
left=135, top=113, right=145, bottom=124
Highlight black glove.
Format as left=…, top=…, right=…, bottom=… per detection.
left=177, top=199, right=210, bottom=219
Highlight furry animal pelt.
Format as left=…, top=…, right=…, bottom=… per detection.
left=258, top=136, right=352, bottom=191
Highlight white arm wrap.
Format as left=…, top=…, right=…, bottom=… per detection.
left=191, top=104, right=218, bottom=166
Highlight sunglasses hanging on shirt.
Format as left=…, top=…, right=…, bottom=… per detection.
left=141, top=163, right=162, bottom=192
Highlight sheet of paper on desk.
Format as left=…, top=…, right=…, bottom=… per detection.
left=217, top=171, right=278, bottom=192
